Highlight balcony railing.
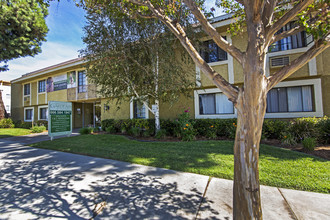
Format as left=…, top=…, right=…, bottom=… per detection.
left=67, top=84, right=98, bottom=101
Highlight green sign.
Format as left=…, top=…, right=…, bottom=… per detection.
left=48, top=101, right=72, bottom=140
left=50, top=115, right=71, bottom=133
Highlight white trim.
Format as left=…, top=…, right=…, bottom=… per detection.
left=194, top=79, right=323, bottom=119
left=37, top=81, right=38, bottom=105
left=265, top=78, right=323, bottom=118
left=129, top=98, right=149, bottom=119
left=194, top=88, right=237, bottom=119
left=130, top=99, right=134, bottom=119
left=23, top=83, right=31, bottom=106
left=24, top=107, right=34, bottom=122
left=212, top=18, right=235, bottom=28
left=308, top=58, right=317, bottom=76
left=11, top=58, right=85, bottom=83
left=266, top=43, right=315, bottom=77
left=267, top=43, right=313, bottom=58
left=196, top=66, right=201, bottom=87
left=38, top=105, right=48, bottom=121
left=227, top=35, right=234, bottom=83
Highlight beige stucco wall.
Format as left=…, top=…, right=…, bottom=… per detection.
left=11, top=83, right=23, bottom=121
left=159, top=91, right=195, bottom=119
left=47, top=90, right=67, bottom=102
left=321, top=75, right=330, bottom=116
left=31, top=82, right=37, bottom=105
left=101, top=98, right=130, bottom=120
left=38, top=93, right=46, bottom=105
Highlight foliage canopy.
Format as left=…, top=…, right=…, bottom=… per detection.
left=0, top=0, right=49, bottom=71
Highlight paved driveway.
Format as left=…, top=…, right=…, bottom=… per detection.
left=0, top=133, right=329, bottom=219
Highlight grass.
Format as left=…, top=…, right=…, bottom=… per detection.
left=0, top=128, right=32, bottom=138
left=31, top=134, right=330, bottom=193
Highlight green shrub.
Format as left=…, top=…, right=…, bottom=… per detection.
left=160, top=119, right=176, bottom=136
left=79, top=127, right=92, bottom=135
left=155, top=129, right=166, bottom=139
left=106, top=126, right=116, bottom=134
left=142, top=129, right=152, bottom=137
left=0, top=118, right=15, bottom=128
left=317, top=116, right=330, bottom=144
left=302, top=137, right=317, bottom=151
left=36, top=120, right=48, bottom=128
left=281, top=133, right=297, bottom=146
left=129, top=127, right=141, bottom=137
left=174, top=109, right=196, bottom=141
left=93, top=126, right=100, bottom=133
left=289, top=117, right=319, bottom=142
left=101, top=119, right=114, bottom=131
left=262, top=119, right=289, bottom=139
left=14, top=120, right=32, bottom=129
left=31, top=125, right=46, bottom=133
left=205, top=125, right=217, bottom=139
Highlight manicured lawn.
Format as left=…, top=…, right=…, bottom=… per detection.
left=31, top=134, right=330, bottom=193
left=0, top=128, right=32, bottom=138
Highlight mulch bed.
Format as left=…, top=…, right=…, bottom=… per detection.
left=92, top=131, right=330, bottom=160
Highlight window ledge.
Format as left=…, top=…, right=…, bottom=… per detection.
left=208, top=60, right=228, bottom=66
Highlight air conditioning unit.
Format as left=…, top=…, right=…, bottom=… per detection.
left=270, top=56, right=289, bottom=68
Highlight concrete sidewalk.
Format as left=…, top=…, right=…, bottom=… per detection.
left=0, top=133, right=329, bottom=219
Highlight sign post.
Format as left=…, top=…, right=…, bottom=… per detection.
left=48, top=101, right=72, bottom=140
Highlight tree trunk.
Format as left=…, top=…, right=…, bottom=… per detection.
left=154, top=99, right=160, bottom=132
left=232, top=62, right=268, bottom=219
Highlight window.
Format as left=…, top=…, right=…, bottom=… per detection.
left=39, top=107, right=48, bottom=120
left=5, top=105, right=10, bottom=111
left=201, top=38, right=228, bottom=63
left=199, top=92, right=234, bottom=115
left=269, top=23, right=313, bottom=52
left=134, top=101, right=146, bottom=119
left=25, top=108, right=33, bottom=121
left=78, top=71, right=87, bottom=93
left=6, top=94, right=10, bottom=99
left=38, top=80, right=46, bottom=93
left=266, top=85, right=313, bottom=113
left=24, top=84, right=30, bottom=96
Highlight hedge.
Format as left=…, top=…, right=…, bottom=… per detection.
left=101, top=116, right=330, bottom=144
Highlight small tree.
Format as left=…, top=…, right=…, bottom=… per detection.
left=80, top=9, right=195, bottom=132
left=83, top=0, right=329, bottom=218
left=0, top=0, right=49, bottom=71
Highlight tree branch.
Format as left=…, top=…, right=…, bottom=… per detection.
left=265, top=0, right=313, bottom=44
left=262, top=0, right=278, bottom=28
left=183, top=0, right=245, bottom=65
left=270, top=25, right=304, bottom=44
left=126, top=0, right=239, bottom=103
left=267, top=37, right=330, bottom=90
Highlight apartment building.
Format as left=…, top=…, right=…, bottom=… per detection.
left=0, top=80, right=11, bottom=116
left=10, top=14, right=330, bottom=127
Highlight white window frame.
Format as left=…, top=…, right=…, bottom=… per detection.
left=194, top=78, right=323, bottom=119
left=38, top=105, right=48, bottom=121
left=22, top=83, right=31, bottom=106
left=265, top=78, right=323, bottom=118
left=24, top=107, right=34, bottom=122
left=194, top=88, right=237, bottom=119
left=130, top=98, right=149, bottom=119
left=196, top=35, right=234, bottom=86
left=38, top=79, right=46, bottom=94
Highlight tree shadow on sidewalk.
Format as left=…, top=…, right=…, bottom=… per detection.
left=0, top=149, right=222, bottom=219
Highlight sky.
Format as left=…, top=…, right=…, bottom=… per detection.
left=2, top=0, right=222, bottom=82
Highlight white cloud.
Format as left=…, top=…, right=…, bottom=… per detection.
left=2, top=42, right=82, bottom=82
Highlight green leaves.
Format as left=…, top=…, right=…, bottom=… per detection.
left=0, top=0, right=48, bottom=71
left=81, top=4, right=195, bottom=105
